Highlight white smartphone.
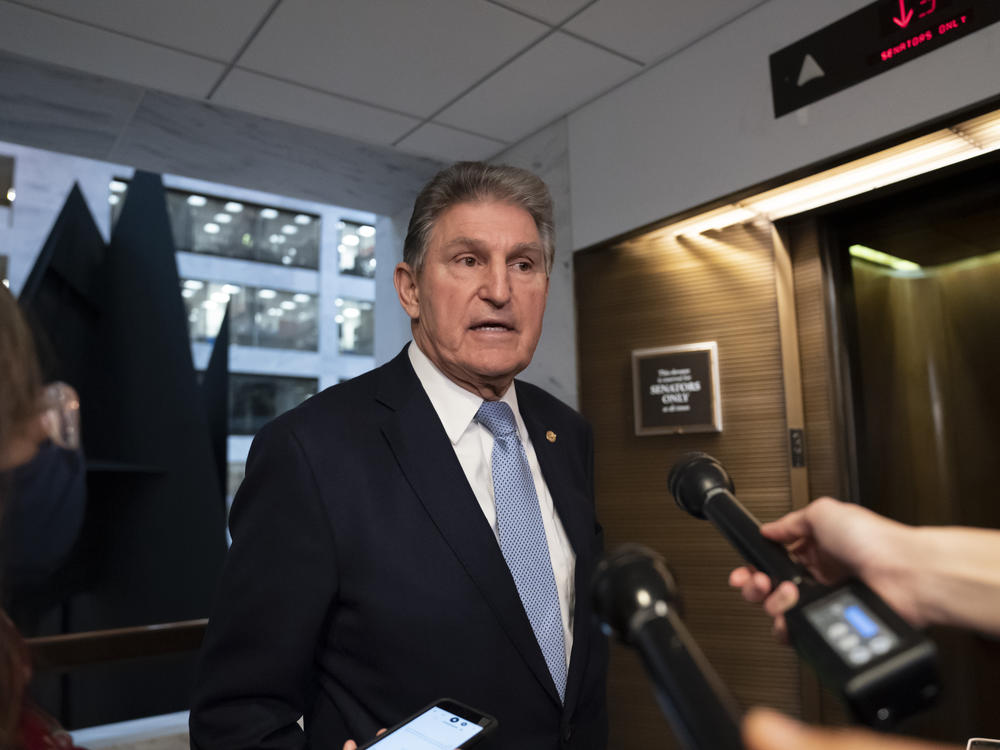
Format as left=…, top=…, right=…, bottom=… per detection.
left=356, top=699, right=498, bottom=750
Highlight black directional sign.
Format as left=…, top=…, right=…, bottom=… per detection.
left=770, top=0, right=1000, bottom=117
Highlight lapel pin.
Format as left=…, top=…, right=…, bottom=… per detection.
left=545, top=430, right=557, bottom=443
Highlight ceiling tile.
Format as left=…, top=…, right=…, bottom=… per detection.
left=489, top=0, right=593, bottom=26
left=213, top=69, right=421, bottom=146
left=395, top=123, right=506, bottom=163
left=565, top=0, right=764, bottom=64
left=10, top=0, right=275, bottom=61
left=436, top=32, right=638, bottom=142
left=238, top=0, right=547, bottom=118
left=0, top=2, right=224, bottom=98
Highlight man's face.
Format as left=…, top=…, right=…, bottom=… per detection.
left=395, top=200, right=549, bottom=398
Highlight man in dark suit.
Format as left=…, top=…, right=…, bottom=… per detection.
left=190, top=162, right=608, bottom=749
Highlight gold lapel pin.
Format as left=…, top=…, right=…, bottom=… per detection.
left=545, top=430, right=557, bottom=443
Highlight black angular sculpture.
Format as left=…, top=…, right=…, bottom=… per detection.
left=202, top=307, right=231, bottom=505
left=18, top=173, right=228, bottom=727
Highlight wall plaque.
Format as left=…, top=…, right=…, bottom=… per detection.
left=632, top=342, right=722, bottom=436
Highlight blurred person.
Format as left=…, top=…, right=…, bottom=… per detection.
left=0, top=284, right=84, bottom=749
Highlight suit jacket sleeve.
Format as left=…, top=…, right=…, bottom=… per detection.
left=190, top=416, right=338, bottom=750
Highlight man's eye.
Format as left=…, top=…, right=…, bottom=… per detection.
left=512, top=261, right=532, bottom=272
left=459, top=256, right=477, bottom=267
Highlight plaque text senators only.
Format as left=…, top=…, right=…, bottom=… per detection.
left=632, top=342, right=723, bottom=436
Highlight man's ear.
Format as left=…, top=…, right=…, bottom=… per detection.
left=394, top=262, right=420, bottom=320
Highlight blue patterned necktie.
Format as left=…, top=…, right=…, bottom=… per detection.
left=475, top=400, right=567, bottom=702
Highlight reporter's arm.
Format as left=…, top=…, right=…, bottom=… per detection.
left=743, top=707, right=958, bottom=750
left=730, top=497, right=1000, bottom=638
left=910, top=524, right=1000, bottom=637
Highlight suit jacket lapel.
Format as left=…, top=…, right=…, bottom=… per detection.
left=374, top=349, right=563, bottom=706
left=518, top=386, right=596, bottom=719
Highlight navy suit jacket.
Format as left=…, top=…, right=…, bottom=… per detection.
left=190, top=345, right=608, bottom=749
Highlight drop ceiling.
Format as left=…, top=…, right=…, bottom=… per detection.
left=0, top=0, right=767, bottom=163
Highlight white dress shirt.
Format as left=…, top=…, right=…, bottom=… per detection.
left=408, top=342, right=576, bottom=665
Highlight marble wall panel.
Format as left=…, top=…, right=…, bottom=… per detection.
left=112, top=92, right=442, bottom=218
left=492, top=117, right=578, bottom=409
left=0, top=51, right=143, bottom=161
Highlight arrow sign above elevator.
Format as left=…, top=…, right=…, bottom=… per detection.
left=770, top=0, right=1000, bottom=117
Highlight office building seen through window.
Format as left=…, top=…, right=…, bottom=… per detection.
left=338, top=219, right=376, bottom=278
left=336, top=297, right=374, bottom=355
left=111, top=180, right=322, bottom=269
left=180, top=279, right=319, bottom=351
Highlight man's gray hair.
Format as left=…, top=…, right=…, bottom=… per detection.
left=403, top=161, right=555, bottom=275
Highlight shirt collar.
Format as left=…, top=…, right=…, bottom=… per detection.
left=408, top=340, right=523, bottom=445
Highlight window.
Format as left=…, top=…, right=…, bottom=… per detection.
left=336, top=297, right=374, bottom=355
left=338, top=219, right=376, bottom=278
left=181, top=279, right=318, bottom=351
left=229, top=374, right=318, bottom=435
left=226, top=461, right=245, bottom=500
left=111, top=181, right=321, bottom=269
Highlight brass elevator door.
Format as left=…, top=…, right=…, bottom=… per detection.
left=825, top=153, right=1000, bottom=742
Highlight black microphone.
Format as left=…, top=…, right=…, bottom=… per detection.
left=593, top=544, right=744, bottom=750
left=668, top=452, right=940, bottom=728
left=669, top=453, right=806, bottom=585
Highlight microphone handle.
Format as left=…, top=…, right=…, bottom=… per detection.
left=632, top=610, right=744, bottom=750
left=703, top=489, right=807, bottom=585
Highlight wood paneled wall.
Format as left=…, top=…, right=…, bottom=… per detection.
left=575, top=223, right=805, bottom=749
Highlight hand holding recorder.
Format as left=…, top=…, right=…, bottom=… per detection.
left=729, top=497, right=1000, bottom=640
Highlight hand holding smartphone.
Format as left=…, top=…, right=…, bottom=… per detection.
left=356, top=699, right=497, bottom=750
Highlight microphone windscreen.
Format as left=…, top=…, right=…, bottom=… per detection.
left=668, top=452, right=734, bottom=518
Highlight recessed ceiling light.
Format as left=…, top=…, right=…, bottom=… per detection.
left=258, top=288, right=277, bottom=299
left=293, top=293, right=310, bottom=303
left=281, top=225, right=298, bottom=235
left=183, top=280, right=205, bottom=290
left=225, top=201, right=244, bottom=213
left=342, top=234, right=360, bottom=247
left=280, top=300, right=296, bottom=310
left=294, top=214, right=312, bottom=225
left=204, top=223, right=220, bottom=234
left=668, top=109, right=1000, bottom=238
left=358, top=225, right=375, bottom=238
left=187, top=194, right=207, bottom=207
left=260, top=208, right=279, bottom=219
left=109, top=180, right=128, bottom=194
left=214, top=213, right=232, bottom=224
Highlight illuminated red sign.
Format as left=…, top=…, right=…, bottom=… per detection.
left=770, top=0, right=1000, bottom=117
